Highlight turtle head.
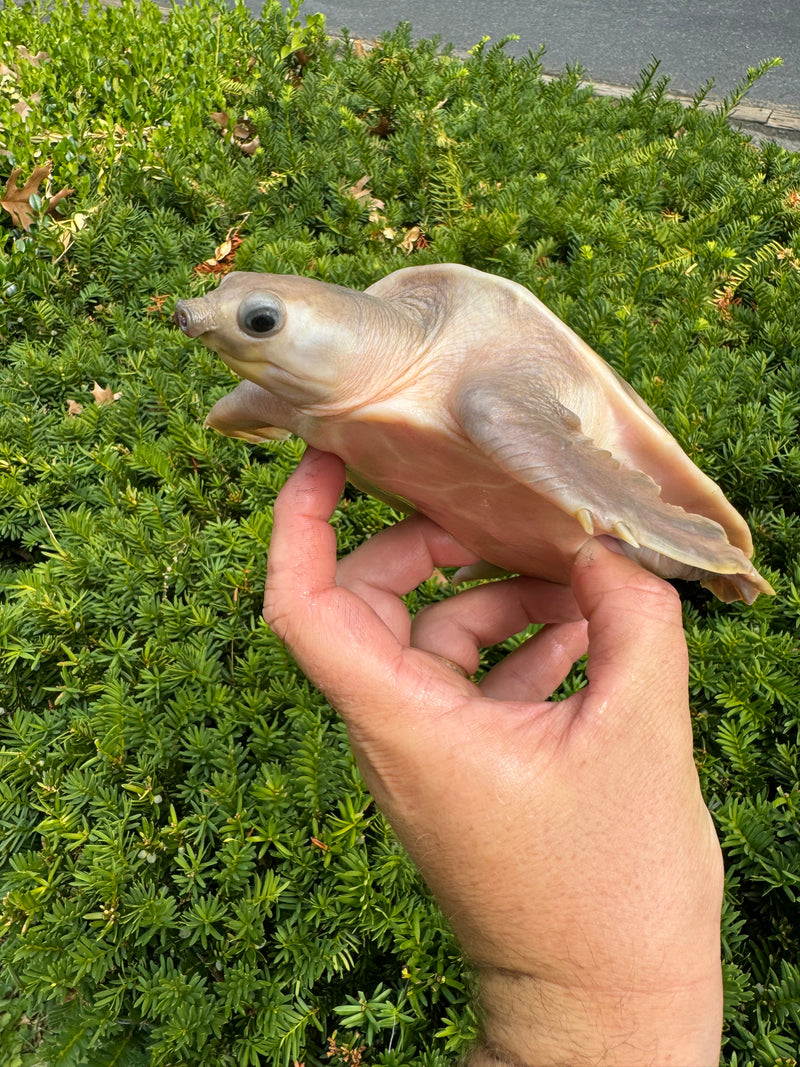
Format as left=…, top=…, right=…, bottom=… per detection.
left=175, top=271, right=371, bottom=408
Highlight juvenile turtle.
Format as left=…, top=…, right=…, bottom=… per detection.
left=174, top=264, right=773, bottom=603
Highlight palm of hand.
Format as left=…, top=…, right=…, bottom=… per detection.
left=264, top=448, right=724, bottom=1066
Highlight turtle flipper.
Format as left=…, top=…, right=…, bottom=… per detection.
left=205, top=380, right=293, bottom=443
left=455, top=378, right=773, bottom=598
left=345, top=468, right=415, bottom=514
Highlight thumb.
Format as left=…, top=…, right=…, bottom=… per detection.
left=571, top=540, right=689, bottom=719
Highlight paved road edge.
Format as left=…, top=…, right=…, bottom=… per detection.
left=101, top=1, right=800, bottom=151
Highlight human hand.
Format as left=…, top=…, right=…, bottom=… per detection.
left=264, top=447, right=724, bottom=1067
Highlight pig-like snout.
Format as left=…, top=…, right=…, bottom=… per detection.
left=174, top=298, right=214, bottom=338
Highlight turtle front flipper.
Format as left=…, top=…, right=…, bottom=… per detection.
left=205, top=380, right=293, bottom=443
left=454, top=377, right=774, bottom=602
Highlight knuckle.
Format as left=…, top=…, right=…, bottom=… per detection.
left=631, top=569, right=682, bottom=606
left=262, top=593, right=290, bottom=640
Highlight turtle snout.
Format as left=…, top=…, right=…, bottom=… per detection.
left=174, top=298, right=214, bottom=338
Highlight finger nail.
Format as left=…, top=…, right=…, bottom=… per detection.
left=575, top=536, right=627, bottom=566
left=595, top=534, right=628, bottom=556
left=436, top=654, right=470, bottom=678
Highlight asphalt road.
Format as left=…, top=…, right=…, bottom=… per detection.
left=276, top=0, right=799, bottom=112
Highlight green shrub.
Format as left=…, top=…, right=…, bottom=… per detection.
left=0, top=1, right=798, bottom=1063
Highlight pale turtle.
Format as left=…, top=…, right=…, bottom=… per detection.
left=174, top=263, right=774, bottom=603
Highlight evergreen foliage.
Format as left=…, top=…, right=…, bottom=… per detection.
left=0, top=1, right=798, bottom=1063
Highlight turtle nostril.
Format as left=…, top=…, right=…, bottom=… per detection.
left=173, top=299, right=211, bottom=337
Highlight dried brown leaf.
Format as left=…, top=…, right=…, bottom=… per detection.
left=92, top=381, right=122, bottom=405
left=0, top=163, right=72, bottom=229
left=348, top=174, right=372, bottom=199
left=400, top=225, right=423, bottom=254
left=212, top=112, right=259, bottom=154
left=66, top=399, right=84, bottom=416
left=232, top=119, right=257, bottom=140
left=45, top=184, right=74, bottom=219
left=16, top=46, right=50, bottom=66
left=1, top=164, right=51, bottom=230
left=193, top=229, right=243, bottom=276
left=345, top=175, right=386, bottom=226
left=12, top=96, right=31, bottom=120
left=146, top=293, right=171, bottom=315
left=367, top=114, right=393, bottom=138
left=239, top=136, right=260, bottom=156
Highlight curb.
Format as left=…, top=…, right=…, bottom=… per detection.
left=99, top=2, right=800, bottom=149
left=581, top=76, right=800, bottom=145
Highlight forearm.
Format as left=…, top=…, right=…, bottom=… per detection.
left=467, top=966, right=723, bottom=1067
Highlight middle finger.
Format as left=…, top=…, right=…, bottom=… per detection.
left=336, top=512, right=480, bottom=595
left=335, top=514, right=480, bottom=639
left=410, top=576, right=582, bottom=677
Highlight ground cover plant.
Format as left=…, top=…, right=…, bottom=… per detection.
left=0, top=0, right=798, bottom=1063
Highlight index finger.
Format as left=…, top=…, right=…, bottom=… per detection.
left=264, top=446, right=344, bottom=637
left=263, top=447, right=476, bottom=724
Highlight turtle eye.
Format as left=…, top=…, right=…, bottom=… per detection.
left=237, top=294, right=285, bottom=338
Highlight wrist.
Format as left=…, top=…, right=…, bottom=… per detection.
left=469, top=964, right=723, bottom=1067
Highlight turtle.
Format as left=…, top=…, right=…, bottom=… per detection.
left=174, top=263, right=774, bottom=603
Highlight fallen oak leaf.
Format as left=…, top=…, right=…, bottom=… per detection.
left=232, top=118, right=259, bottom=156
left=344, top=175, right=387, bottom=227
left=347, top=174, right=371, bottom=199
left=1, top=164, right=73, bottom=230
left=45, top=184, right=74, bottom=220
left=345, top=175, right=384, bottom=209
left=2, top=164, right=51, bottom=229
left=66, top=399, right=84, bottom=416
